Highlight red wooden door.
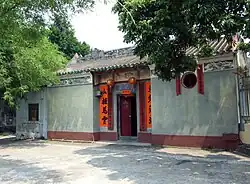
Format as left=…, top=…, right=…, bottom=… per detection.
left=120, top=96, right=132, bottom=136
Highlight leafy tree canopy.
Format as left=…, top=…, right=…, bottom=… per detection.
left=113, top=0, right=250, bottom=81
left=0, top=0, right=94, bottom=106
left=48, top=14, right=90, bottom=59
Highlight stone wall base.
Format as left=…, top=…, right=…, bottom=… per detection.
left=151, top=133, right=240, bottom=150
left=48, top=131, right=239, bottom=150
left=48, top=131, right=118, bottom=142
left=47, top=131, right=100, bottom=141
left=138, top=132, right=152, bottom=143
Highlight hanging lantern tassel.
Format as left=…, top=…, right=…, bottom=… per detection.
left=128, top=77, right=136, bottom=89
left=107, top=79, right=114, bottom=92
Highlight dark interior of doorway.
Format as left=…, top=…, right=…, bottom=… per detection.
left=130, top=96, right=137, bottom=137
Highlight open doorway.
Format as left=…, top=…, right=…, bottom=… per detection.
left=119, top=95, right=137, bottom=138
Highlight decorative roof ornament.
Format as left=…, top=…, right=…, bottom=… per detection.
left=73, top=53, right=79, bottom=59
left=232, top=34, right=239, bottom=52
left=67, top=53, right=80, bottom=65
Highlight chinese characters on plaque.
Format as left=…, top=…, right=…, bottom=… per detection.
left=145, top=82, right=152, bottom=129
left=100, top=85, right=109, bottom=127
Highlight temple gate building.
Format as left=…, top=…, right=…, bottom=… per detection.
left=15, top=38, right=250, bottom=149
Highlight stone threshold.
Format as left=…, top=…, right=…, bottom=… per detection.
left=95, top=140, right=151, bottom=147
left=49, top=139, right=151, bottom=147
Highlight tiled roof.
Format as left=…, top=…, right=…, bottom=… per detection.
left=58, top=55, right=148, bottom=75
left=186, top=38, right=232, bottom=55
left=58, top=37, right=233, bottom=75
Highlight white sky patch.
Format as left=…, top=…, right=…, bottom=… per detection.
left=71, top=0, right=133, bottom=51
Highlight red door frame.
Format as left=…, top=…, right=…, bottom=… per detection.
left=120, top=95, right=132, bottom=136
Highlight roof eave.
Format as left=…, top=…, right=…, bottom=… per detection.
left=198, top=52, right=234, bottom=64
left=86, top=61, right=149, bottom=73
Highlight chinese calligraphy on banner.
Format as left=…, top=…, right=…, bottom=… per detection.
left=145, top=82, right=152, bottom=129
left=108, top=90, right=113, bottom=130
left=100, top=85, right=109, bottom=127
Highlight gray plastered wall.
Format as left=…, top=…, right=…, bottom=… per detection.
left=16, top=90, right=47, bottom=139
left=151, top=69, right=238, bottom=136
left=47, top=84, right=95, bottom=132
left=16, top=72, right=97, bottom=139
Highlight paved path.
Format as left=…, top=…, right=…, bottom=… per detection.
left=0, top=141, right=250, bottom=184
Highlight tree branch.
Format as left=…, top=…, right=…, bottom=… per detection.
left=116, top=0, right=136, bottom=27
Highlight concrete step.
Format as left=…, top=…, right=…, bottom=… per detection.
left=96, top=140, right=151, bottom=147
left=235, top=144, right=250, bottom=157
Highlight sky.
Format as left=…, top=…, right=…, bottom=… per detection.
left=71, top=0, right=133, bottom=51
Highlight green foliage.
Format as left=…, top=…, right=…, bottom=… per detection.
left=48, top=14, right=90, bottom=59
left=0, top=0, right=94, bottom=106
left=237, top=42, right=250, bottom=52
left=113, top=0, right=250, bottom=81
left=0, top=36, right=68, bottom=107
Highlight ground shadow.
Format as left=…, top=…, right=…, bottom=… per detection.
left=74, top=144, right=250, bottom=184
left=0, top=140, right=48, bottom=150
left=0, top=157, right=63, bottom=183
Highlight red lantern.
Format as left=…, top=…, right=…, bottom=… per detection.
left=107, top=79, right=114, bottom=91
left=128, top=77, right=136, bottom=88
left=128, top=77, right=136, bottom=85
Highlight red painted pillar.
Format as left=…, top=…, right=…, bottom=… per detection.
left=176, top=76, right=181, bottom=96
left=197, top=64, right=204, bottom=95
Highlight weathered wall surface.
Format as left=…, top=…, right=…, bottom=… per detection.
left=0, top=100, right=16, bottom=131
left=93, top=86, right=100, bottom=132
left=47, top=85, right=95, bottom=133
left=151, top=69, right=238, bottom=137
left=16, top=90, right=46, bottom=139
left=240, top=123, right=250, bottom=144
left=16, top=73, right=98, bottom=140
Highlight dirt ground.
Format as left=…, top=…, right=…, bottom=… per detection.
left=0, top=140, right=250, bottom=184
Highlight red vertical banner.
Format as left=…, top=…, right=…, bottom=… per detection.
left=108, top=90, right=113, bottom=130
left=145, top=81, right=152, bottom=129
left=197, top=64, right=204, bottom=95
left=100, top=85, right=108, bottom=127
left=176, top=76, right=181, bottom=96
left=139, top=82, right=146, bottom=131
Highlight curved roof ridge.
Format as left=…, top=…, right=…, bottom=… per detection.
left=78, top=46, right=136, bottom=62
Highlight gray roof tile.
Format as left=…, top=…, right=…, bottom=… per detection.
left=58, top=37, right=233, bottom=75
left=186, top=38, right=232, bottom=55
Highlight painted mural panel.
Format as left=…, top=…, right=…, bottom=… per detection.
left=145, top=82, right=152, bottom=129
left=100, top=73, right=112, bottom=84
left=139, top=69, right=151, bottom=80
left=115, top=70, right=138, bottom=82
left=115, top=83, right=136, bottom=94
left=96, top=68, right=150, bottom=85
